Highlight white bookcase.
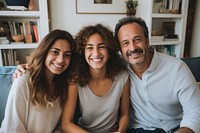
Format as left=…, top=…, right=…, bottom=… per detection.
left=0, top=0, right=49, bottom=66
left=137, top=0, right=189, bottom=58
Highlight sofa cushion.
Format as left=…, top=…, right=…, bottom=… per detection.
left=182, top=57, right=200, bottom=82
left=0, top=66, right=16, bottom=125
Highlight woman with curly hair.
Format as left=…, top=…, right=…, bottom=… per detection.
left=0, top=29, right=76, bottom=132
left=62, top=24, right=130, bottom=133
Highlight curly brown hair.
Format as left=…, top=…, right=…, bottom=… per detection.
left=74, top=24, right=127, bottom=87
left=27, top=29, right=76, bottom=108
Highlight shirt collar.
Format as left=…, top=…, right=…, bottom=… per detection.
left=147, top=47, right=159, bottom=72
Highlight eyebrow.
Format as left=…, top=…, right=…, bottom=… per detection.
left=51, top=47, right=71, bottom=53
left=121, top=35, right=141, bottom=43
left=86, top=43, right=106, bottom=46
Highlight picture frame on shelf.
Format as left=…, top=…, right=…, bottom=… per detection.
left=76, top=0, right=126, bottom=14
left=94, top=0, right=112, bottom=4
left=162, top=21, right=175, bottom=36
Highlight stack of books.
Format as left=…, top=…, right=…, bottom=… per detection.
left=164, top=34, right=179, bottom=41
left=151, top=36, right=164, bottom=42
left=0, top=37, right=10, bottom=44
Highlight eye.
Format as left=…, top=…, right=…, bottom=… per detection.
left=51, top=50, right=59, bottom=55
left=64, top=53, right=71, bottom=57
left=99, top=44, right=106, bottom=49
left=133, top=37, right=141, bottom=43
left=121, top=41, right=129, bottom=47
left=85, top=46, right=93, bottom=50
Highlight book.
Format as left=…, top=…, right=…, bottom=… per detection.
left=0, top=37, right=7, bottom=40
left=151, top=36, right=164, bottom=42
left=25, top=21, right=32, bottom=43
left=163, top=38, right=179, bottom=41
left=33, top=25, right=38, bottom=42
left=0, top=39, right=9, bottom=44
left=12, top=21, right=17, bottom=35
left=2, top=50, right=8, bottom=66
left=0, top=35, right=10, bottom=44
left=7, top=6, right=28, bottom=11
left=8, top=21, right=15, bottom=36
left=30, top=21, right=36, bottom=43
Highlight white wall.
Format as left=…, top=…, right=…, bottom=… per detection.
left=190, top=0, right=200, bottom=57
left=49, top=0, right=200, bottom=57
left=49, top=0, right=126, bottom=36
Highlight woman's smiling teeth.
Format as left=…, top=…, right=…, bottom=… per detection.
left=53, top=63, right=63, bottom=68
left=91, top=57, right=102, bottom=62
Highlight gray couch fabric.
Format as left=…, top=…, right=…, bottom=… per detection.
left=0, top=66, right=16, bottom=125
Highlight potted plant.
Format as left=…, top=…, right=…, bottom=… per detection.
left=125, top=0, right=138, bottom=16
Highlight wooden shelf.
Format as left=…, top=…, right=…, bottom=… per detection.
left=0, top=43, right=38, bottom=49
left=0, top=11, right=40, bottom=18
left=152, top=13, right=183, bottom=18
left=0, top=0, right=49, bottom=66
left=151, top=40, right=180, bottom=46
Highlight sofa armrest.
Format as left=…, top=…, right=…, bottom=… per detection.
left=0, top=66, right=17, bottom=125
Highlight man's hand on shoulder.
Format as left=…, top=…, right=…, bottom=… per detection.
left=12, top=64, right=29, bottom=79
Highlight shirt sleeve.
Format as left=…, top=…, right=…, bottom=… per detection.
left=176, top=61, right=200, bottom=132
left=1, top=74, right=29, bottom=132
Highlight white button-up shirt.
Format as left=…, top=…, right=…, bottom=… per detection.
left=128, top=50, right=200, bottom=133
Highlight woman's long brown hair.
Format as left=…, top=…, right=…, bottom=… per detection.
left=27, top=29, right=76, bottom=108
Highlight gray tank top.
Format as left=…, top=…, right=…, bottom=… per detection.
left=78, top=70, right=129, bottom=133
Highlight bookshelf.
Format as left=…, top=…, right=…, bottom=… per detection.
left=137, top=0, right=189, bottom=58
left=0, top=0, right=49, bottom=66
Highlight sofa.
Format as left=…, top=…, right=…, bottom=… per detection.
left=0, top=57, right=199, bottom=126
left=182, top=56, right=200, bottom=82
left=0, top=66, right=81, bottom=127
left=0, top=66, right=16, bottom=125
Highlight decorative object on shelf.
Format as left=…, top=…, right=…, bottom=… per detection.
left=0, top=21, right=12, bottom=42
left=76, top=0, right=126, bottom=14
left=162, top=21, right=179, bottom=41
left=94, top=0, right=112, bottom=4
left=12, top=35, right=24, bottom=42
left=5, top=0, right=29, bottom=8
left=0, top=0, right=49, bottom=66
left=0, top=0, right=7, bottom=10
left=162, top=21, right=175, bottom=36
left=158, top=0, right=167, bottom=13
left=28, top=0, right=36, bottom=11
left=125, top=0, right=138, bottom=16
left=170, top=9, right=179, bottom=14
left=167, top=0, right=182, bottom=14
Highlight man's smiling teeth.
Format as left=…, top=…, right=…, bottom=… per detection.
left=129, top=53, right=141, bottom=59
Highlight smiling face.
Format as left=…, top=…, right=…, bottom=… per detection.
left=45, top=39, right=72, bottom=76
left=84, top=33, right=109, bottom=70
left=118, top=23, right=150, bottom=66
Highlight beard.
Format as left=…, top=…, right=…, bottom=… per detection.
left=125, top=48, right=146, bottom=65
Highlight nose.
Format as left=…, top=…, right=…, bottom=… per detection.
left=129, top=41, right=137, bottom=50
left=57, top=54, right=64, bottom=63
left=92, top=47, right=100, bottom=57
